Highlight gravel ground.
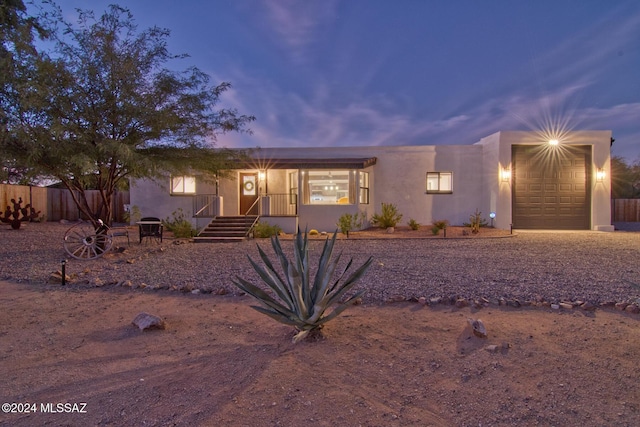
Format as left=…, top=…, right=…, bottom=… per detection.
left=1, top=222, right=639, bottom=308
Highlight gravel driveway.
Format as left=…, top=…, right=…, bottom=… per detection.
left=1, top=222, right=639, bottom=308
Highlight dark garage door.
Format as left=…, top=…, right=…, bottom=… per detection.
left=512, top=145, right=591, bottom=230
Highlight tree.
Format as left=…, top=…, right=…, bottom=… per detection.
left=0, top=0, right=50, bottom=184
left=611, top=156, right=640, bottom=199
left=1, top=4, right=254, bottom=226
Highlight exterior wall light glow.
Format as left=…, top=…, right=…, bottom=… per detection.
left=501, top=168, right=511, bottom=182
left=596, top=168, right=606, bottom=182
left=548, top=139, right=559, bottom=146
left=258, top=170, right=266, bottom=180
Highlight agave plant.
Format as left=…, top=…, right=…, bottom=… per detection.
left=233, top=229, right=373, bottom=342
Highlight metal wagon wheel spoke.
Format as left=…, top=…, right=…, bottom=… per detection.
left=63, top=222, right=113, bottom=260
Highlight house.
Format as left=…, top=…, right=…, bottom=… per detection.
left=129, top=130, right=613, bottom=239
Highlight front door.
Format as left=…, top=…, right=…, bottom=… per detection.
left=240, top=172, right=259, bottom=215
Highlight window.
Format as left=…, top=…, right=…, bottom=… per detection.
left=359, top=171, right=370, bottom=204
left=289, top=171, right=298, bottom=204
left=171, top=176, right=196, bottom=194
left=426, top=172, right=452, bottom=194
left=302, top=170, right=353, bottom=205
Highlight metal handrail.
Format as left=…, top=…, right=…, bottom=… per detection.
left=244, top=196, right=262, bottom=237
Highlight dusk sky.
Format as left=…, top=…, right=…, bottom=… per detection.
left=43, top=1, right=640, bottom=161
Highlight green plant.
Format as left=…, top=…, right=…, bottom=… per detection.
left=431, top=224, right=441, bottom=235
left=370, top=202, right=403, bottom=229
left=463, top=209, right=488, bottom=234
left=337, top=212, right=366, bottom=237
left=433, top=219, right=449, bottom=230
left=162, top=208, right=197, bottom=238
left=408, top=218, right=420, bottom=230
left=252, top=221, right=282, bottom=238
left=128, top=205, right=141, bottom=224
left=233, top=228, right=373, bottom=343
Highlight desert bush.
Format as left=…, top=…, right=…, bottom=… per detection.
left=371, top=202, right=403, bottom=228
left=233, top=228, right=373, bottom=343
left=162, top=209, right=197, bottom=238
left=253, top=221, right=282, bottom=238
left=463, top=209, right=488, bottom=234
left=431, top=224, right=441, bottom=235
left=408, top=218, right=420, bottom=230
left=337, top=212, right=366, bottom=237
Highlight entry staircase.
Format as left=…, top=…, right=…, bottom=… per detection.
left=194, top=215, right=259, bottom=242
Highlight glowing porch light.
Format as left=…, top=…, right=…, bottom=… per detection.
left=596, top=168, right=606, bottom=182
left=548, top=139, right=559, bottom=146
left=501, top=167, right=511, bottom=182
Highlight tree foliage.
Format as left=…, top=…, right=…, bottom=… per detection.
left=1, top=4, right=254, bottom=225
left=611, top=156, right=640, bottom=199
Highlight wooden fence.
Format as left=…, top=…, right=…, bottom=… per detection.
left=612, top=199, right=640, bottom=222
left=0, top=184, right=129, bottom=223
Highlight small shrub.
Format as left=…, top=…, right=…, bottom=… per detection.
left=408, top=219, right=420, bottom=230
left=253, top=221, right=282, bottom=238
left=233, top=228, right=373, bottom=342
left=162, top=208, right=197, bottom=238
left=337, top=212, right=366, bottom=237
left=463, top=209, right=488, bottom=234
left=371, top=202, right=403, bottom=229
left=433, top=219, right=449, bottom=230
left=431, top=224, right=441, bottom=235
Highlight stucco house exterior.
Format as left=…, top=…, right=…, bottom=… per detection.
left=129, top=130, right=613, bottom=238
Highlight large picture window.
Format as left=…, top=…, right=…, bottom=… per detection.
left=426, top=172, right=452, bottom=194
left=171, top=176, right=196, bottom=194
left=302, top=170, right=353, bottom=205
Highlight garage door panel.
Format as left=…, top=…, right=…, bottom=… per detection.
left=512, top=145, right=591, bottom=230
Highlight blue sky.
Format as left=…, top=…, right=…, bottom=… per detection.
left=42, top=1, right=640, bottom=161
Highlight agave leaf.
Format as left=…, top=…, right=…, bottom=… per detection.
left=291, top=228, right=311, bottom=309
left=292, top=329, right=310, bottom=343
left=287, top=261, right=308, bottom=319
left=250, top=305, right=301, bottom=327
left=316, top=289, right=366, bottom=326
left=328, top=256, right=352, bottom=294
left=232, top=277, right=298, bottom=319
left=323, top=256, right=373, bottom=307
left=246, top=254, right=294, bottom=309
left=252, top=247, right=294, bottom=307
left=311, top=232, right=338, bottom=302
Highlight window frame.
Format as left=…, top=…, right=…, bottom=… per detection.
left=359, top=171, right=370, bottom=204
left=426, top=171, right=453, bottom=194
left=170, top=175, right=196, bottom=195
left=301, top=169, right=354, bottom=205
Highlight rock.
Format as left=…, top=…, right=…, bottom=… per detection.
left=418, top=297, right=427, bottom=305
left=386, top=227, right=395, bottom=234
left=387, top=295, right=405, bottom=303
left=191, top=289, right=201, bottom=295
left=580, top=301, right=596, bottom=311
left=90, top=277, right=104, bottom=287
left=559, top=302, right=573, bottom=310
left=48, top=270, right=70, bottom=284
left=507, top=299, right=521, bottom=308
left=625, top=304, right=639, bottom=314
left=455, top=298, right=469, bottom=308
left=429, top=296, right=442, bottom=305
left=550, top=303, right=560, bottom=310
left=132, top=312, right=166, bottom=331
left=215, top=287, right=228, bottom=295
left=615, top=302, right=628, bottom=311
left=468, top=318, right=487, bottom=338
left=485, top=345, right=499, bottom=353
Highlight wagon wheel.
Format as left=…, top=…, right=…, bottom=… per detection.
left=63, top=222, right=113, bottom=260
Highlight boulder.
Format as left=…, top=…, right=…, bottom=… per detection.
left=132, top=312, right=166, bottom=331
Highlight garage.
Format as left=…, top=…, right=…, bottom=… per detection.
left=512, top=144, right=591, bottom=230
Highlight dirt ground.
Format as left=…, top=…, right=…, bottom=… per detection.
left=1, top=281, right=638, bottom=427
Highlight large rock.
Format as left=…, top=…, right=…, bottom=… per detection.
left=132, top=312, right=166, bottom=331
left=467, top=318, right=487, bottom=338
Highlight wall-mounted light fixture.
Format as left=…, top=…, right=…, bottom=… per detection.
left=548, top=139, right=559, bottom=146
left=596, top=168, right=606, bottom=182
left=501, top=167, right=511, bottom=182
left=258, top=170, right=266, bottom=181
